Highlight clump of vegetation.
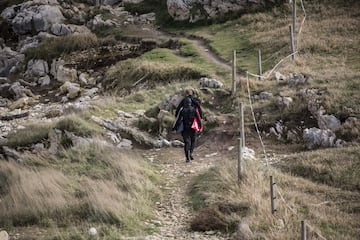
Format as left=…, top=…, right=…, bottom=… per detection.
left=0, top=144, right=162, bottom=235
left=189, top=153, right=360, bottom=239
left=25, top=33, right=100, bottom=62
left=4, top=123, right=52, bottom=148
left=103, top=48, right=203, bottom=93
left=1, top=115, right=103, bottom=148
left=55, top=115, right=102, bottom=137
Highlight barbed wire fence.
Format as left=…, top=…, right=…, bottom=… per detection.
left=236, top=0, right=327, bottom=239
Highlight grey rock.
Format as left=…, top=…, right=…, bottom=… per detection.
left=117, top=138, right=133, bottom=149
left=303, top=127, right=338, bottom=150
left=277, top=96, right=293, bottom=108
left=11, top=5, right=65, bottom=35
left=171, top=140, right=184, bottom=147
left=26, top=59, right=49, bottom=77
left=288, top=73, right=307, bottom=86
left=199, top=77, right=223, bottom=88
left=236, top=221, right=253, bottom=240
left=317, top=114, right=341, bottom=131
left=0, top=46, right=25, bottom=77
left=38, top=75, right=51, bottom=86
left=48, top=128, right=62, bottom=154
left=0, top=230, right=9, bottom=240
left=2, top=146, right=23, bottom=162
left=167, top=0, right=272, bottom=22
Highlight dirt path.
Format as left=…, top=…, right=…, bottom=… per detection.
left=142, top=147, right=231, bottom=240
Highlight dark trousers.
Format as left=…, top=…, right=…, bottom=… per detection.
left=182, top=129, right=196, bottom=160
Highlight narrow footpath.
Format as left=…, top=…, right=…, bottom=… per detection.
left=143, top=147, right=231, bottom=240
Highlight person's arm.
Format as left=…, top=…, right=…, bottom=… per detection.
left=175, top=98, right=185, bottom=117
left=195, top=110, right=202, bottom=129
left=191, top=97, right=203, bottom=119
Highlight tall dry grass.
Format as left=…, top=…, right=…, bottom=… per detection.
left=0, top=142, right=161, bottom=235
left=189, top=154, right=360, bottom=239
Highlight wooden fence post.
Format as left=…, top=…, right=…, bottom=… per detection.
left=239, top=102, right=245, bottom=148
left=301, top=220, right=307, bottom=240
left=292, top=0, right=297, bottom=46
left=289, top=25, right=295, bottom=60
left=258, top=49, right=262, bottom=81
left=232, top=50, right=237, bottom=95
left=270, top=176, right=276, bottom=214
left=238, top=138, right=242, bottom=181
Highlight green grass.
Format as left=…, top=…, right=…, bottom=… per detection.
left=25, top=33, right=100, bottom=62
left=1, top=115, right=103, bottom=149
left=4, top=123, right=52, bottom=148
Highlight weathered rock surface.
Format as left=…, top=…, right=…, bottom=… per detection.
left=2, top=3, right=65, bottom=35
left=167, top=0, right=279, bottom=22
left=303, top=127, right=344, bottom=150
left=0, top=46, right=25, bottom=77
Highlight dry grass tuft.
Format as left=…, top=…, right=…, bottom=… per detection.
left=189, top=154, right=360, bottom=239
left=0, top=143, right=161, bottom=235
left=0, top=161, right=72, bottom=226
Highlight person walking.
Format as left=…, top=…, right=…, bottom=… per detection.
left=176, top=97, right=202, bottom=162
left=175, top=88, right=203, bottom=119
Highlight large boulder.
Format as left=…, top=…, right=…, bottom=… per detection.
left=167, top=0, right=279, bottom=23
left=2, top=3, right=65, bottom=35
left=303, top=127, right=343, bottom=150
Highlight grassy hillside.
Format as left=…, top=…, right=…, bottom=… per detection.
left=1, top=0, right=359, bottom=239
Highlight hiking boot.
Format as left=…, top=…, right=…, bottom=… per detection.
left=186, top=159, right=190, bottom=163
left=190, top=155, right=194, bottom=160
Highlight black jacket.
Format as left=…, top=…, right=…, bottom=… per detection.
left=175, top=96, right=203, bottom=119
left=180, top=104, right=202, bottom=131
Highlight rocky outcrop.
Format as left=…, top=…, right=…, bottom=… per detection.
left=303, top=127, right=344, bottom=150
left=167, top=0, right=279, bottom=23
left=199, top=77, right=223, bottom=88
left=1, top=2, right=65, bottom=35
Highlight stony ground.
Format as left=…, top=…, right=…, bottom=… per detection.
left=142, top=145, right=233, bottom=240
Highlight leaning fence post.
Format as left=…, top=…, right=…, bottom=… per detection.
left=270, top=176, right=276, bottom=214
left=301, top=220, right=307, bottom=240
left=238, top=138, right=242, bottom=181
left=232, top=50, right=237, bottom=95
left=257, top=49, right=262, bottom=80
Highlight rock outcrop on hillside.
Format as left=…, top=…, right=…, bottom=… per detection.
left=167, top=0, right=280, bottom=22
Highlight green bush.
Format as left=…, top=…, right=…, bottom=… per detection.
left=25, top=33, right=99, bottom=62
left=4, top=124, right=52, bottom=148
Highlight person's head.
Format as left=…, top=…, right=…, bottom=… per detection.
left=184, top=88, right=193, bottom=96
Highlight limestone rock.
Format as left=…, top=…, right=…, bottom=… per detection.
left=303, top=127, right=338, bottom=150
left=317, top=114, right=341, bottom=131
left=59, top=81, right=81, bottom=99
left=167, top=0, right=274, bottom=23
left=277, top=96, right=293, bottom=108
left=56, top=65, right=78, bottom=83
left=38, top=75, right=51, bottom=86
left=2, top=146, right=23, bottom=162
left=199, top=77, right=223, bottom=88
left=236, top=221, right=254, bottom=240
left=5, top=4, right=65, bottom=35
left=0, top=46, right=25, bottom=77
left=26, top=59, right=49, bottom=77
left=0, top=230, right=9, bottom=240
